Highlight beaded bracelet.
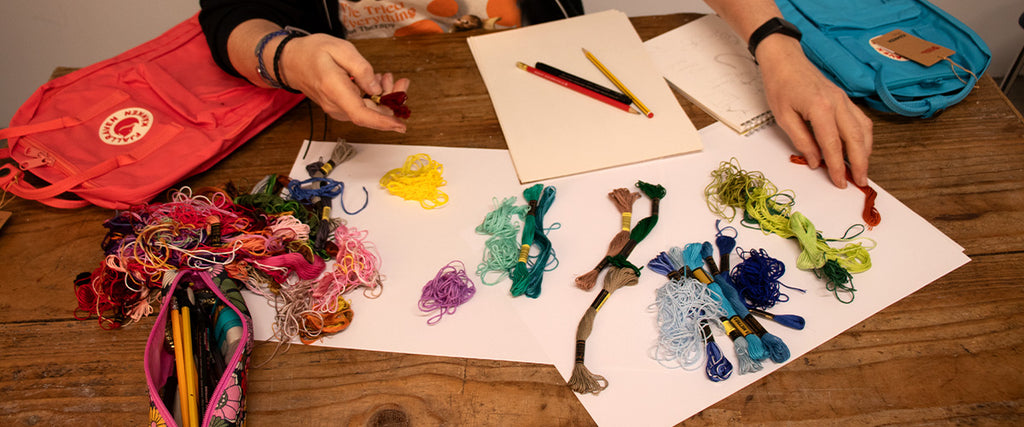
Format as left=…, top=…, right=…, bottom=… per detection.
left=255, top=30, right=290, bottom=88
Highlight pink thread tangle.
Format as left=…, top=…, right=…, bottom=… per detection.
left=254, top=252, right=327, bottom=283
left=312, top=222, right=383, bottom=311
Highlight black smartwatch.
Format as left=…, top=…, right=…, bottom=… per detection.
left=747, top=17, right=802, bottom=58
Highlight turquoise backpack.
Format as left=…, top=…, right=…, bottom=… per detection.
left=776, top=0, right=991, bottom=118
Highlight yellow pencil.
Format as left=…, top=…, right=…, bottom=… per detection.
left=582, top=48, right=654, bottom=118
left=170, top=306, right=191, bottom=427
left=180, top=304, right=199, bottom=427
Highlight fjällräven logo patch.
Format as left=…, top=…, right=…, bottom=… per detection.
left=99, top=108, right=153, bottom=145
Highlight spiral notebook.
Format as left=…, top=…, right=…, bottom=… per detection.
left=644, top=14, right=774, bottom=135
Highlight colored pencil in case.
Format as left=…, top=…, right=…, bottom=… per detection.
left=516, top=62, right=640, bottom=115
left=534, top=62, right=633, bottom=105
left=582, top=48, right=654, bottom=118
left=170, top=300, right=192, bottom=426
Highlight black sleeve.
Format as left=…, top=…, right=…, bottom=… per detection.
left=519, top=0, right=584, bottom=26
left=198, top=0, right=343, bottom=77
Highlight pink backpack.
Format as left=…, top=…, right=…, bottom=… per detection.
left=0, top=14, right=303, bottom=209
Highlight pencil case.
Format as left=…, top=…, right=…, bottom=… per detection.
left=144, top=270, right=253, bottom=427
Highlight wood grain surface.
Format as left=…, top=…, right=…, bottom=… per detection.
left=1, top=13, right=1022, bottom=426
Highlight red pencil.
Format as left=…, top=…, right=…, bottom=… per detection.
left=516, top=62, right=640, bottom=115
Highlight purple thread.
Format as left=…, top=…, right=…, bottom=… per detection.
left=419, top=260, right=476, bottom=325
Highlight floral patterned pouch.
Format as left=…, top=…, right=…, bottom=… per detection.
left=144, top=270, right=253, bottom=426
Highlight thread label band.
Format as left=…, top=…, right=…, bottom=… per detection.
left=721, top=317, right=742, bottom=340
left=591, top=289, right=610, bottom=311
left=729, top=315, right=755, bottom=336
left=517, top=244, right=530, bottom=263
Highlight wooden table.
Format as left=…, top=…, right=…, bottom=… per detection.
left=2, top=13, right=1022, bottom=426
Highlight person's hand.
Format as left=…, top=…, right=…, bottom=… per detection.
left=756, top=36, right=873, bottom=188
left=280, top=34, right=409, bottom=133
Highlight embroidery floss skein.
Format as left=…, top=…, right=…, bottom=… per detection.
left=302, top=141, right=368, bottom=216
left=567, top=263, right=640, bottom=395
left=683, top=245, right=768, bottom=363
left=714, top=219, right=738, bottom=274
left=574, top=187, right=641, bottom=290
left=379, top=153, right=448, bottom=209
left=714, top=273, right=791, bottom=363
left=419, top=260, right=476, bottom=325
left=748, top=308, right=806, bottom=330
left=511, top=185, right=558, bottom=298
left=511, top=184, right=542, bottom=296
left=701, top=246, right=790, bottom=363
left=576, top=181, right=665, bottom=291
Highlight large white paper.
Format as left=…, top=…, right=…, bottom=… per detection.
left=244, top=142, right=549, bottom=364
left=258, top=122, right=968, bottom=426
left=511, top=122, right=970, bottom=426
left=467, top=9, right=702, bottom=184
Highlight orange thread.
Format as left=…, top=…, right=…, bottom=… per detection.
left=789, top=155, right=880, bottom=229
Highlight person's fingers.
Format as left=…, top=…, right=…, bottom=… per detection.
left=774, top=108, right=822, bottom=169
left=806, top=107, right=848, bottom=188
left=325, top=40, right=382, bottom=96
left=318, top=77, right=406, bottom=132
left=380, top=73, right=394, bottom=94
left=836, top=103, right=873, bottom=187
left=392, top=77, right=410, bottom=93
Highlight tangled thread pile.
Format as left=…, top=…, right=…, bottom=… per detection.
left=74, top=175, right=382, bottom=348
left=704, top=158, right=875, bottom=302
left=379, top=153, right=448, bottom=209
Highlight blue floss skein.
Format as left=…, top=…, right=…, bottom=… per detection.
left=706, top=279, right=768, bottom=362
left=682, top=243, right=705, bottom=272
left=646, top=251, right=677, bottom=277
left=715, top=219, right=738, bottom=272
left=287, top=177, right=369, bottom=215
left=701, top=321, right=732, bottom=382
left=685, top=242, right=768, bottom=362
left=716, top=274, right=791, bottom=363
left=749, top=308, right=807, bottom=330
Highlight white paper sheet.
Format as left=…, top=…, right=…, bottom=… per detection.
left=255, top=122, right=969, bottom=426
left=244, top=142, right=549, bottom=364
left=467, top=9, right=702, bottom=184
left=510, top=122, right=970, bottom=426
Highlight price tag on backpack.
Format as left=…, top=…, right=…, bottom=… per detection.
left=872, top=29, right=955, bottom=67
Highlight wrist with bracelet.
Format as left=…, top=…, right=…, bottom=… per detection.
left=254, top=27, right=309, bottom=93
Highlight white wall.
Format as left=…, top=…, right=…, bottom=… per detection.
left=0, top=0, right=199, bottom=127
left=1, top=0, right=1021, bottom=126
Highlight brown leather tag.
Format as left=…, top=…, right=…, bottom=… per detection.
left=872, top=29, right=955, bottom=67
